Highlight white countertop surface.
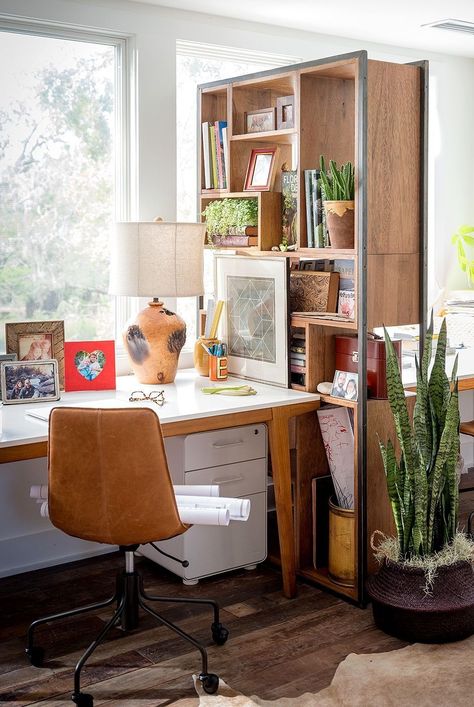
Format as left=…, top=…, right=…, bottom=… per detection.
left=0, top=369, right=319, bottom=449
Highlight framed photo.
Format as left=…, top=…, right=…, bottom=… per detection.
left=215, top=254, right=289, bottom=387
left=5, top=321, right=65, bottom=388
left=244, top=107, right=275, bottom=134
left=64, top=340, right=116, bottom=392
left=331, top=370, right=359, bottom=402
left=243, top=147, right=279, bottom=192
left=276, top=95, right=295, bottom=130
left=0, top=360, right=60, bottom=405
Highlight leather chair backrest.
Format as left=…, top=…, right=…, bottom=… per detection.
left=48, top=407, right=187, bottom=546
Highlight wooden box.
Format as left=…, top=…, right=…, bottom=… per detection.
left=289, top=271, right=339, bottom=314
left=335, top=335, right=402, bottom=399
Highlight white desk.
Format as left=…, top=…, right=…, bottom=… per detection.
left=0, top=369, right=320, bottom=598
left=402, top=347, right=474, bottom=391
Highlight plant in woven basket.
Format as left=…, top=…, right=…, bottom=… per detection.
left=379, top=314, right=464, bottom=561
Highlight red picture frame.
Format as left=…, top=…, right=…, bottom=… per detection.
left=64, top=340, right=116, bottom=392
left=243, top=147, right=279, bottom=192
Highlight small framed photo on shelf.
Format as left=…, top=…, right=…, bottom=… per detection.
left=5, top=320, right=65, bottom=388
left=331, top=369, right=358, bottom=402
left=0, top=359, right=60, bottom=405
left=276, top=95, right=295, bottom=130
left=244, top=147, right=279, bottom=192
left=64, top=340, right=116, bottom=392
left=244, top=107, right=275, bottom=134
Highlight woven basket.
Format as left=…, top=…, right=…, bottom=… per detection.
left=366, top=559, right=474, bottom=643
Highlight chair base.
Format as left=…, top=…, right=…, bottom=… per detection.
left=26, top=549, right=228, bottom=705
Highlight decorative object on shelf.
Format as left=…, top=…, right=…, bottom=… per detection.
left=316, top=381, right=332, bottom=394
left=331, top=369, right=358, bottom=401
left=451, top=224, right=474, bottom=285
left=281, top=167, right=297, bottom=249
left=328, top=497, right=355, bottom=587
left=110, top=220, right=205, bottom=384
left=317, top=406, right=355, bottom=510
left=244, top=107, right=275, bottom=134
left=244, top=147, right=279, bottom=192
left=64, top=340, right=116, bottom=392
left=276, top=95, right=295, bottom=130
left=0, top=359, right=60, bottom=404
left=289, top=271, right=339, bottom=313
left=367, top=315, right=474, bottom=643
left=320, top=155, right=355, bottom=249
left=216, top=254, right=289, bottom=387
left=335, top=334, right=402, bottom=399
left=202, top=198, right=258, bottom=246
left=5, top=320, right=65, bottom=389
left=337, top=288, right=355, bottom=319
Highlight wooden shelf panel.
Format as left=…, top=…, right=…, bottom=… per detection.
left=231, top=128, right=296, bottom=144
left=290, top=383, right=306, bottom=392
left=298, top=566, right=357, bottom=600
left=291, top=315, right=357, bottom=330
left=297, top=248, right=357, bottom=259
left=319, top=394, right=357, bottom=408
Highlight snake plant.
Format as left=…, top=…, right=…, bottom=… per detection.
left=380, top=314, right=460, bottom=559
left=319, top=155, right=354, bottom=201
left=451, top=224, right=474, bottom=286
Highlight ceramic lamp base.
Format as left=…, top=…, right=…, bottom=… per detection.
left=123, top=300, right=186, bottom=384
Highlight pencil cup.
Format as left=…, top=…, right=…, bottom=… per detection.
left=194, top=337, right=219, bottom=376
left=209, top=356, right=228, bottom=382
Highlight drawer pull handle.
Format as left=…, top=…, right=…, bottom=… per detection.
left=213, top=475, right=244, bottom=485
left=212, top=440, right=244, bottom=449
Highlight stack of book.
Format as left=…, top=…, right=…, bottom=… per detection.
left=304, top=169, right=329, bottom=248
left=290, top=332, right=306, bottom=374
left=202, top=121, right=228, bottom=190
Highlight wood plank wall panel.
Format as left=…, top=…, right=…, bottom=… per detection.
left=367, top=253, right=420, bottom=329
left=367, top=61, right=421, bottom=255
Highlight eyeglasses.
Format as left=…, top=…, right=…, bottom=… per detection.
left=129, top=390, right=165, bottom=406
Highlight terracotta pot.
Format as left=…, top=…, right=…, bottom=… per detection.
left=366, top=558, right=474, bottom=643
left=123, top=301, right=186, bottom=384
left=324, top=200, right=354, bottom=249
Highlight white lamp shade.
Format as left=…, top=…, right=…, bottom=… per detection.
left=110, top=221, right=205, bottom=298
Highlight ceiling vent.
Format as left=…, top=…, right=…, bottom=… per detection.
left=422, top=18, right=474, bottom=34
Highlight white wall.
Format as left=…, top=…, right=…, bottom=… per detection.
left=1, top=0, right=473, bottom=299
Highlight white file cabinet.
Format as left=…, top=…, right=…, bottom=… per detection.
left=139, top=423, right=267, bottom=583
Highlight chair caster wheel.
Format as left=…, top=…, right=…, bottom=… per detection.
left=199, top=672, right=219, bottom=695
left=72, top=692, right=94, bottom=706
left=25, top=646, right=45, bottom=667
left=211, top=622, right=229, bottom=645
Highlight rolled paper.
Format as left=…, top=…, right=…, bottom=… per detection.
left=40, top=501, right=49, bottom=518
left=178, top=506, right=230, bottom=526
left=175, top=495, right=251, bottom=521
left=30, top=485, right=48, bottom=500
left=173, top=484, right=220, bottom=497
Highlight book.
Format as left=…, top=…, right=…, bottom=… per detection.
left=337, top=289, right=356, bottom=319
left=290, top=364, right=305, bottom=373
left=290, top=345, right=305, bottom=354
left=201, top=122, right=212, bottom=189
left=312, top=170, right=325, bottom=248
left=209, top=234, right=258, bottom=247
left=281, top=170, right=298, bottom=246
left=304, top=170, right=314, bottom=247
left=209, top=124, right=218, bottom=189
left=222, top=126, right=229, bottom=189
left=215, top=121, right=227, bottom=189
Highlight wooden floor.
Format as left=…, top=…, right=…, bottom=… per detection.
left=0, top=553, right=410, bottom=706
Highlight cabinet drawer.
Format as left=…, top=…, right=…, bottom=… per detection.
left=184, top=424, right=267, bottom=471
left=185, top=458, right=266, bottom=497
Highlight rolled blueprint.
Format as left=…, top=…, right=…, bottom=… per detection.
left=175, top=495, right=250, bottom=521
left=178, top=506, right=230, bottom=526
left=30, top=485, right=48, bottom=500
left=173, top=484, right=220, bottom=497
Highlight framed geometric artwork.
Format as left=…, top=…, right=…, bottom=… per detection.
left=215, top=254, right=289, bottom=387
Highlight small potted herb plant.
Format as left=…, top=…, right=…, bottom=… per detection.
left=367, top=314, right=474, bottom=643
left=319, top=156, right=355, bottom=249
left=202, top=198, right=258, bottom=246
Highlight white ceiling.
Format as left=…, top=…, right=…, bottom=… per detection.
left=130, top=0, right=474, bottom=58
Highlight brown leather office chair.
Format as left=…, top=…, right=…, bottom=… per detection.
left=25, top=407, right=228, bottom=706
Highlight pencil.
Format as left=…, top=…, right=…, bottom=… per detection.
left=209, top=300, right=224, bottom=339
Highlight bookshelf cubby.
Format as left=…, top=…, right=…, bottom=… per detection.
left=198, top=51, right=427, bottom=603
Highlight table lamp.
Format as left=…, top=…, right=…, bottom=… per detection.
left=110, top=220, right=205, bottom=384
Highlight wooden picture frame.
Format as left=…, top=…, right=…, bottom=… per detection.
left=289, top=271, right=340, bottom=313
left=243, top=147, right=279, bottom=192
left=276, top=95, right=295, bottom=130
left=5, top=320, right=65, bottom=388
left=244, top=107, right=276, bottom=134
left=0, top=359, right=60, bottom=405
left=64, top=340, right=116, bottom=392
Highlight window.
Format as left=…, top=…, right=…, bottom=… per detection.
left=176, top=41, right=300, bottom=349
left=0, top=23, right=130, bottom=352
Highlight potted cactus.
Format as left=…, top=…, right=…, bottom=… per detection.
left=366, top=315, right=474, bottom=643
left=319, top=155, right=355, bottom=249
